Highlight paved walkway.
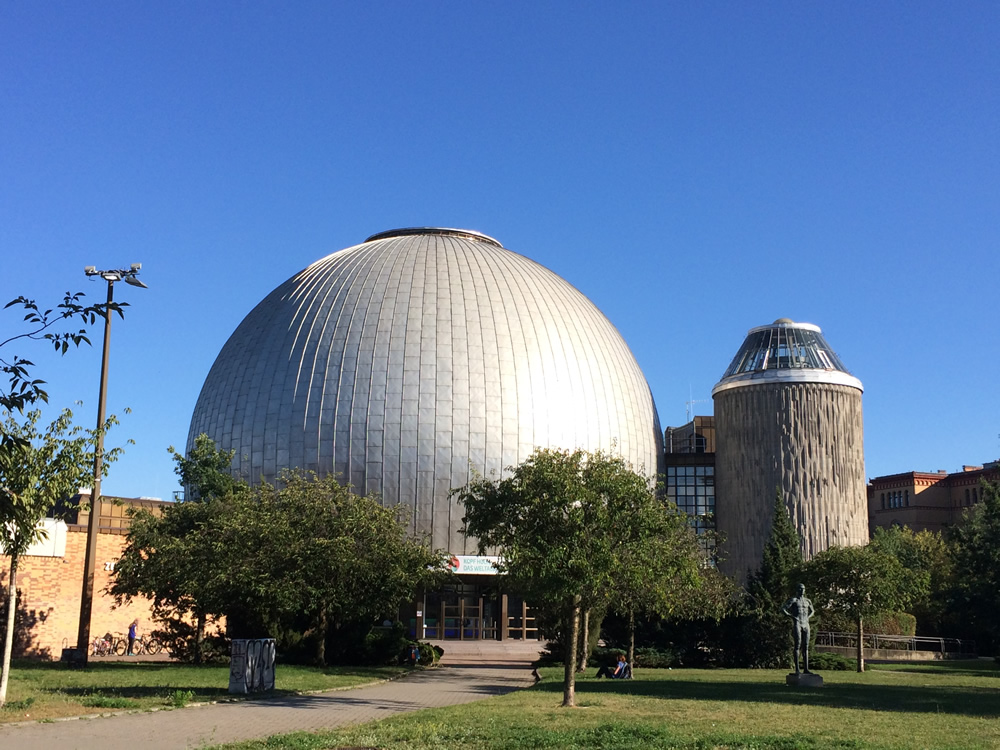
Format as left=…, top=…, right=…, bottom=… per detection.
left=0, top=640, right=544, bottom=750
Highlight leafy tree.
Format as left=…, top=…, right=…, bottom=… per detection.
left=1, top=293, right=125, bottom=418
left=168, top=434, right=240, bottom=502
left=0, top=408, right=124, bottom=705
left=802, top=544, right=915, bottom=672
left=611, top=495, right=704, bottom=666
left=731, top=489, right=803, bottom=668
left=114, top=465, right=446, bottom=666
left=869, top=525, right=942, bottom=634
left=947, top=480, right=1000, bottom=653
left=112, top=436, right=248, bottom=663
left=251, top=472, right=448, bottom=664
left=458, top=448, right=699, bottom=707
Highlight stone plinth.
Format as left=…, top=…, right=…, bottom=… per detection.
left=786, top=672, right=824, bottom=687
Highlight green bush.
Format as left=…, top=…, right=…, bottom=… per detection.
left=152, top=618, right=230, bottom=663
left=364, top=623, right=409, bottom=665
left=632, top=646, right=679, bottom=669
left=170, top=689, right=195, bottom=708
left=401, top=640, right=441, bottom=666
left=82, top=695, right=139, bottom=709
left=808, top=651, right=855, bottom=671
left=818, top=611, right=916, bottom=636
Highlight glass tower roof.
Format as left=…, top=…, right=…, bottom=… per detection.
left=713, top=319, right=862, bottom=394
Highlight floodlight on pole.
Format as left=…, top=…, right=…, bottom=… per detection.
left=75, top=264, right=146, bottom=666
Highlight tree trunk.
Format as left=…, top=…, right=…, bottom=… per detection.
left=627, top=610, right=635, bottom=668
left=576, top=608, right=589, bottom=672
left=856, top=614, right=865, bottom=673
left=0, top=555, right=19, bottom=707
left=315, top=607, right=328, bottom=666
left=194, top=612, right=206, bottom=665
left=562, top=595, right=580, bottom=707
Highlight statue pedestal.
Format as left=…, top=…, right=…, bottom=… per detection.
left=786, top=672, right=823, bottom=687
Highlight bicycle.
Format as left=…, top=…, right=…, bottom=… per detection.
left=89, top=634, right=114, bottom=656
left=134, top=634, right=163, bottom=655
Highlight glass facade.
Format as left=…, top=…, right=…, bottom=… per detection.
left=665, top=463, right=715, bottom=553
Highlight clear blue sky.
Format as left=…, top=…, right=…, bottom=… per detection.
left=3, top=2, right=997, bottom=501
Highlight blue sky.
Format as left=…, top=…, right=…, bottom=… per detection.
left=2, top=2, right=997, bottom=501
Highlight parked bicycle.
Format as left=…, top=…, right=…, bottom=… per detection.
left=89, top=633, right=115, bottom=656
left=133, top=634, right=164, bottom=655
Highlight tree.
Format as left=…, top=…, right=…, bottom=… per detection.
left=251, top=472, right=448, bottom=664
left=458, top=448, right=699, bottom=707
left=1, top=292, right=125, bottom=417
left=947, top=480, right=1000, bottom=652
left=737, top=489, right=804, bottom=668
left=802, top=544, right=914, bottom=672
left=168, top=434, right=240, bottom=502
left=114, top=463, right=447, bottom=666
left=112, top=435, right=248, bottom=663
left=611, top=494, right=704, bottom=667
left=0, top=408, right=124, bottom=705
left=869, top=525, right=942, bottom=634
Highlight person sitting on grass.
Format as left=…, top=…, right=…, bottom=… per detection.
left=595, top=653, right=630, bottom=679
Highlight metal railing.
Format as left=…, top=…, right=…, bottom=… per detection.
left=816, top=631, right=976, bottom=654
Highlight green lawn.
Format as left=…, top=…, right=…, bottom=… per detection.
left=211, top=661, right=1000, bottom=750
left=0, top=660, right=407, bottom=723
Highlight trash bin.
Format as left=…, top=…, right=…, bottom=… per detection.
left=229, top=639, right=276, bottom=694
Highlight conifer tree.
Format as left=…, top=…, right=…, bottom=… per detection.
left=740, top=488, right=803, bottom=667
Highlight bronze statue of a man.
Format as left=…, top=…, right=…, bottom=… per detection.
left=781, top=583, right=816, bottom=674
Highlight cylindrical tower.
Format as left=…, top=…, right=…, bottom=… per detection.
left=712, top=319, right=867, bottom=580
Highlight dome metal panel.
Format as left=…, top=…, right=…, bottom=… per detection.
left=188, top=229, right=663, bottom=552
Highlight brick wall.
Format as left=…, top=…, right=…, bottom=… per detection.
left=1, top=494, right=167, bottom=660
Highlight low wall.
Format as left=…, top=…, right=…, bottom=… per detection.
left=818, top=645, right=977, bottom=662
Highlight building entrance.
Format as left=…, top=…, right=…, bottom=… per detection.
left=413, top=581, right=538, bottom=641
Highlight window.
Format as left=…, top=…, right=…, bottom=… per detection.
left=880, top=493, right=885, bottom=510
left=905, top=490, right=909, bottom=507
left=965, top=489, right=971, bottom=506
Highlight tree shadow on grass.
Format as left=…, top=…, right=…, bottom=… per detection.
left=12, top=659, right=217, bottom=673
left=534, top=676, right=1000, bottom=719
left=870, top=661, right=1000, bottom=679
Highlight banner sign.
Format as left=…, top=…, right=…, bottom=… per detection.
left=447, top=555, right=501, bottom=575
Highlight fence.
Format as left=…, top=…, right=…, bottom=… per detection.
left=815, top=631, right=976, bottom=655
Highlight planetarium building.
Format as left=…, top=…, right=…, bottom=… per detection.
left=189, top=227, right=663, bottom=579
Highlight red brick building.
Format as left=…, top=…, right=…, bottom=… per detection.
left=1, top=492, right=169, bottom=659
left=867, top=461, right=999, bottom=534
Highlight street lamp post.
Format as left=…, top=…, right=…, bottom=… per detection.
left=75, top=264, right=146, bottom=666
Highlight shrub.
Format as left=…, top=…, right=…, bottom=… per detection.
left=82, top=696, right=139, bottom=709
left=152, top=618, right=230, bottom=663
left=170, top=689, right=195, bottom=708
left=364, top=623, right=409, bottom=665
left=401, top=640, right=440, bottom=666
left=808, top=651, right=855, bottom=671
left=818, top=610, right=916, bottom=636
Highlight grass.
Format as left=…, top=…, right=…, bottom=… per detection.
left=209, top=660, right=1000, bottom=750
left=0, top=659, right=408, bottom=723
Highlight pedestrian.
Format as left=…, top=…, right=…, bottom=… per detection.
left=127, top=619, right=138, bottom=656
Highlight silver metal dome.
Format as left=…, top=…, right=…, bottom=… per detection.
left=188, top=228, right=663, bottom=552
left=712, top=319, right=863, bottom=395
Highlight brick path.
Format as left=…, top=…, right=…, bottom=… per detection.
left=0, top=640, right=545, bottom=750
